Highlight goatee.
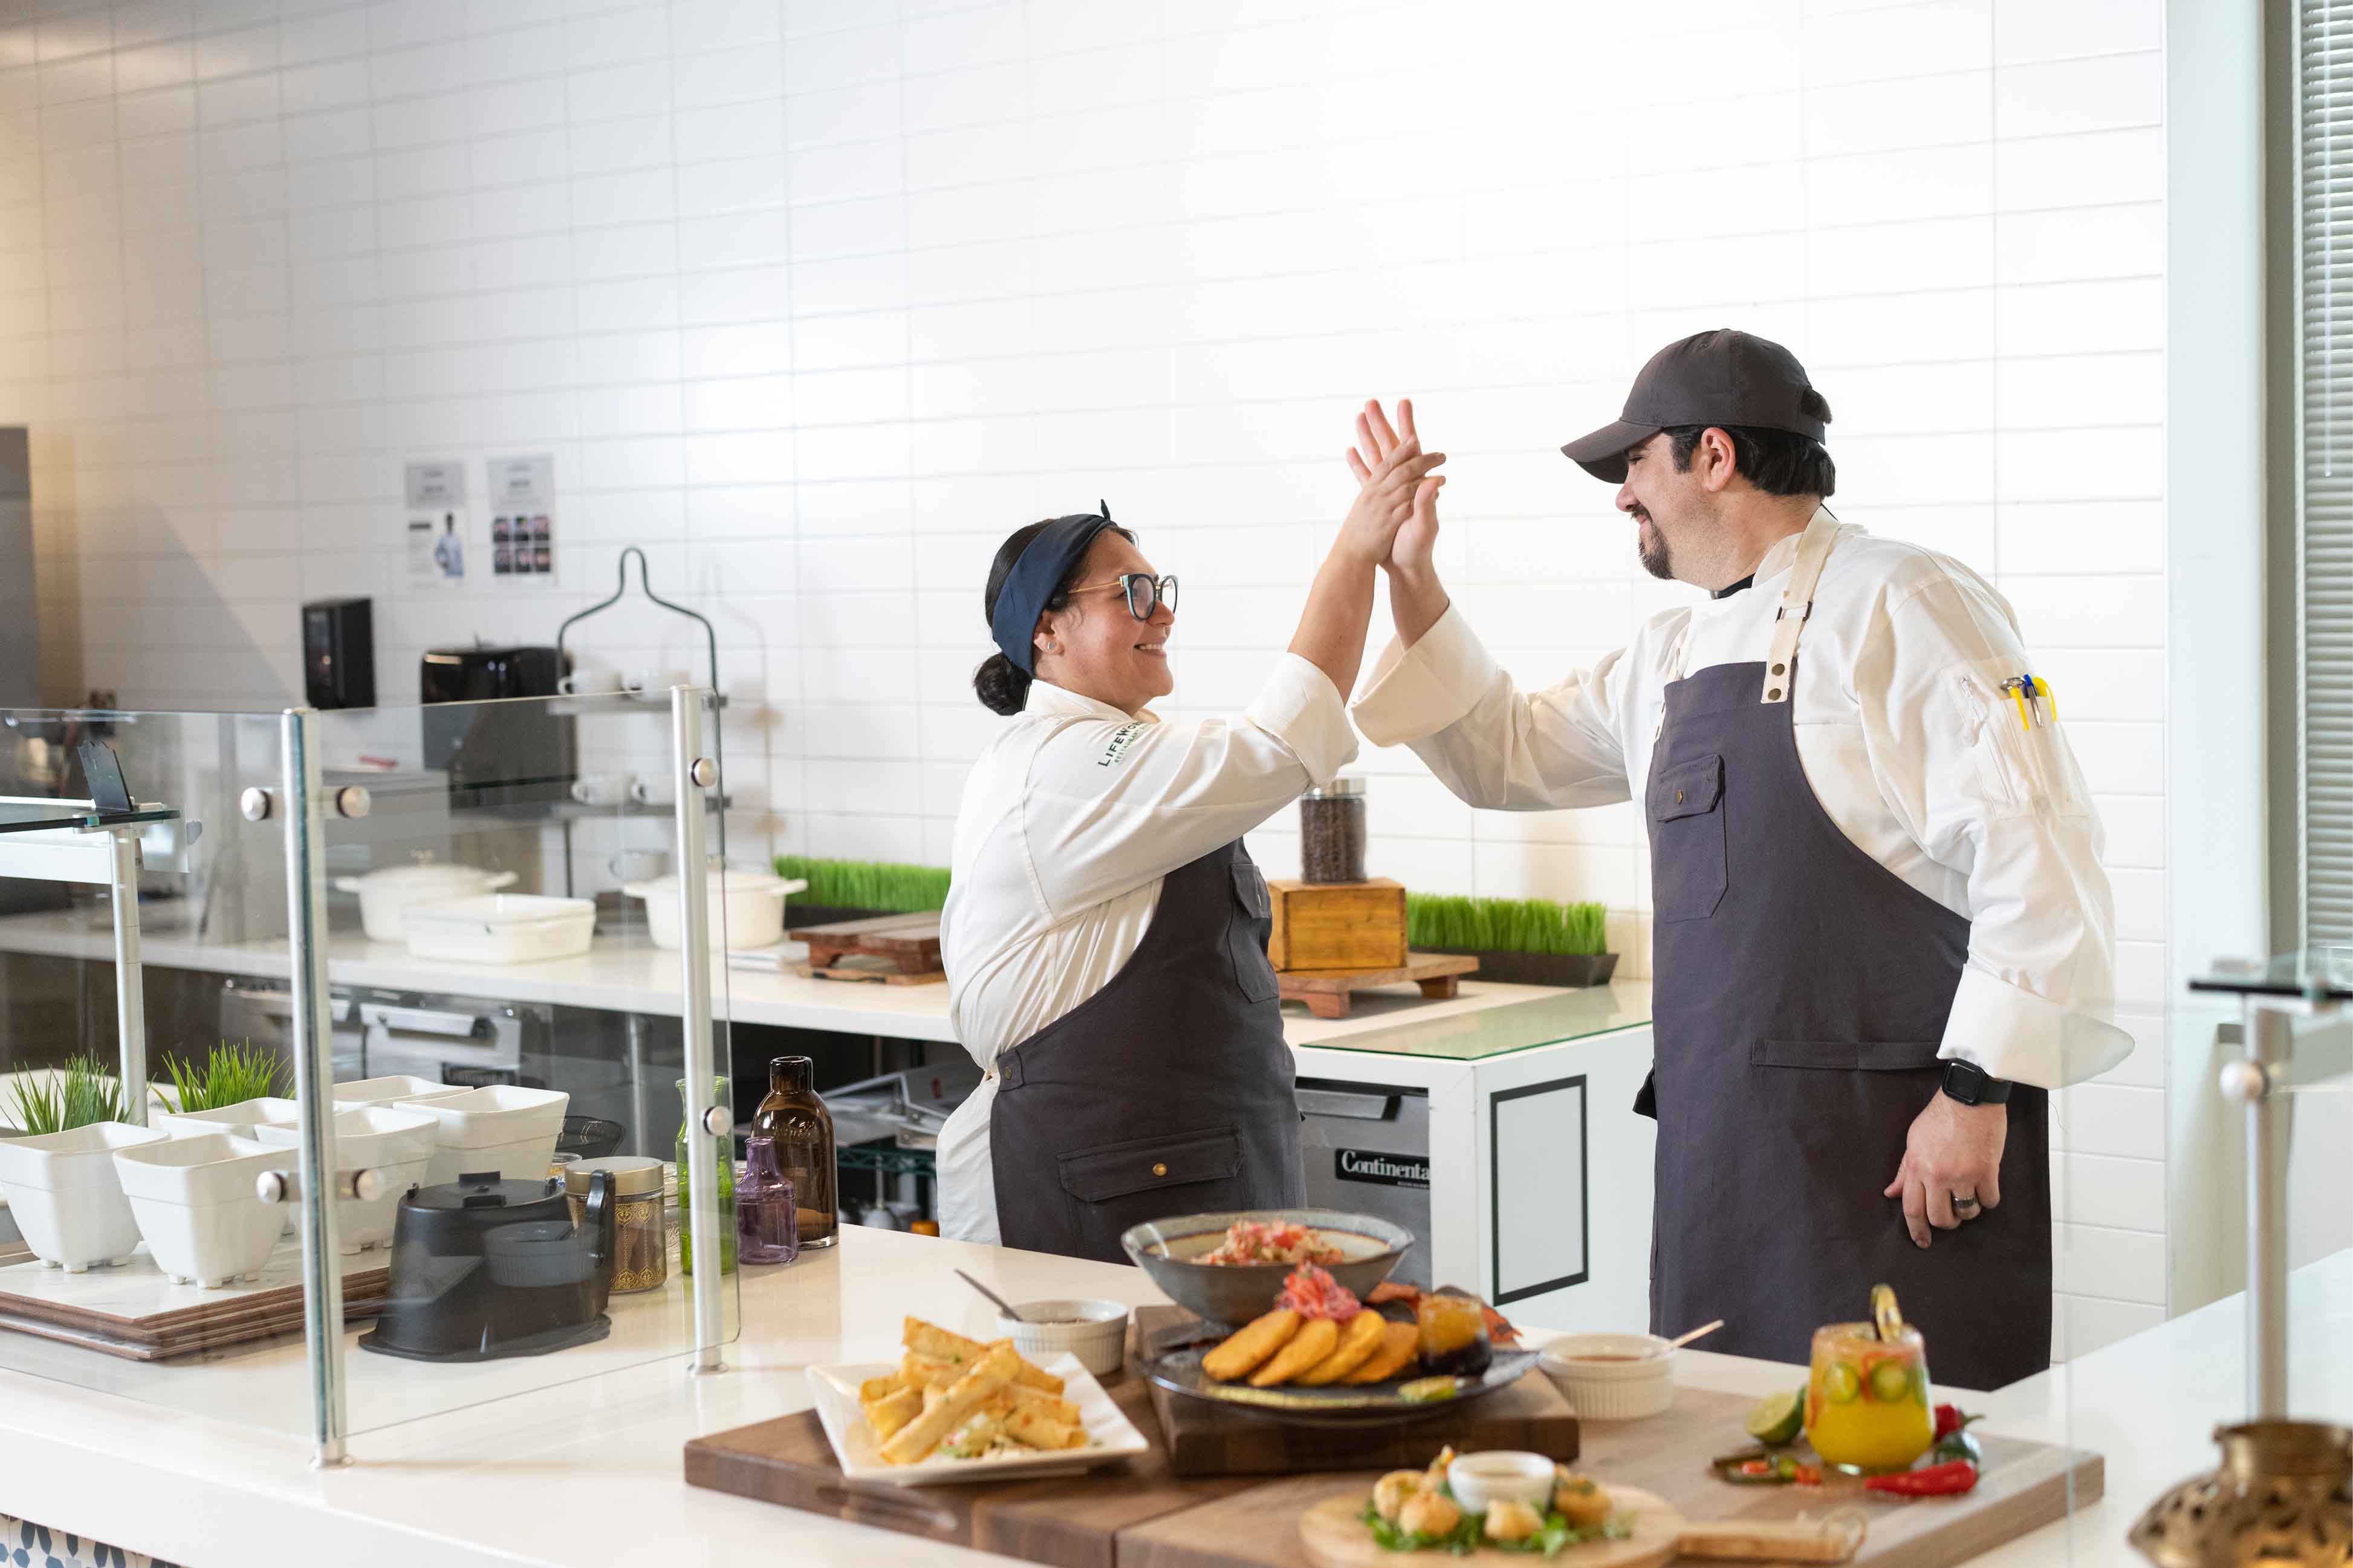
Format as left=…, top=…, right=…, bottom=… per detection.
left=1637, top=517, right=1673, bottom=582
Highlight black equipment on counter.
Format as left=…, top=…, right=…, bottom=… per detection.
left=419, top=643, right=574, bottom=811
left=302, top=597, right=376, bottom=710
left=358, top=1170, right=615, bottom=1362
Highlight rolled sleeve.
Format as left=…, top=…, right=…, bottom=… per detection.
left=1350, top=604, right=1504, bottom=748
left=1939, top=965, right=2134, bottom=1090
left=1248, top=652, right=1360, bottom=786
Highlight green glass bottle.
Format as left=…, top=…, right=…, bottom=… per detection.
left=675, top=1075, right=736, bottom=1275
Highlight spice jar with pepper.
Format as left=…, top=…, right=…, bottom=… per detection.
left=1299, top=777, right=1368, bottom=883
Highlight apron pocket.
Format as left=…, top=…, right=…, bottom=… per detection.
left=1227, top=858, right=1281, bottom=1003
left=1649, top=753, right=1727, bottom=923
left=1057, top=1126, right=1248, bottom=1259
left=1753, top=1039, right=1943, bottom=1072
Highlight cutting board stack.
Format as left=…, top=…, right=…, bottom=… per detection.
left=1266, top=879, right=1477, bottom=1020
left=0, top=1243, right=388, bottom=1361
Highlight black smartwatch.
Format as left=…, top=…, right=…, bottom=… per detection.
left=1940, top=1060, right=2013, bottom=1106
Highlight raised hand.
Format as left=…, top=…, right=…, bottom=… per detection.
left=1337, top=397, right=1444, bottom=568
left=1345, top=399, right=1442, bottom=577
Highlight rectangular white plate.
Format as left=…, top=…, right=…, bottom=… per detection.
left=805, top=1352, right=1150, bottom=1488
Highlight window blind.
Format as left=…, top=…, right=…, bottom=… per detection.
left=2302, top=1, right=2353, bottom=943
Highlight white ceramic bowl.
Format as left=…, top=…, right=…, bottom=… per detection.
left=333, top=1076, right=472, bottom=1109
left=402, top=894, right=596, bottom=965
left=0, top=1121, right=168, bottom=1271
left=394, top=1085, right=569, bottom=1184
left=1447, top=1450, right=1558, bottom=1514
left=251, top=1107, right=437, bottom=1252
left=1538, top=1333, right=1676, bottom=1420
left=334, top=860, right=516, bottom=943
left=111, top=1133, right=293, bottom=1287
left=154, top=1095, right=300, bottom=1138
left=995, top=1298, right=1129, bottom=1378
left=623, top=866, right=808, bottom=951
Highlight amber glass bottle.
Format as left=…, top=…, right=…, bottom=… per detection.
left=752, top=1055, right=836, bottom=1248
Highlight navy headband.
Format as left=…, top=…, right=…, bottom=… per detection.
left=988, top=503, right=1118, bottom=675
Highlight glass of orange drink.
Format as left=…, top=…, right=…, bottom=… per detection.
left=1805, top=1319, right=1934, bottom=1474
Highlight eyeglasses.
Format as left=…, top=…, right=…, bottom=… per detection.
left=1067, top=572, right=1178, bottom=621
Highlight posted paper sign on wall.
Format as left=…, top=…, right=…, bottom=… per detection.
left=404, top=460, right=469, bottom=589
left=488, top=455, right=556, bottom=585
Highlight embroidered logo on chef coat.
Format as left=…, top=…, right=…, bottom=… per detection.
left=1099, top=721, right=1146, bottom=768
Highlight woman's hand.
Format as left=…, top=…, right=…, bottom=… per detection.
left=1345, top=399, right=1444, bottom=575
left=1339, top=398, right=1444, bottom=568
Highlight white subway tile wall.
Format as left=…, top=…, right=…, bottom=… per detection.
left=0, top=0, right=2165, bottom=1353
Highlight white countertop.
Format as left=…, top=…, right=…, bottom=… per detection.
left=0, top=1225, right=2341, bottom=1568
left=0, top=906, right=1643, bottom=1053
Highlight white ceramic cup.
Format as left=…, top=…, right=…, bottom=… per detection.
left=608, top=847, right=666, bottom=881
left=571, top=772, right=649, bottom=807
left=995, top=1298, right=1129, bottom=1377
left=626, top=667, right=691, bottom=696
left=560, top=669, right=622, bottom=695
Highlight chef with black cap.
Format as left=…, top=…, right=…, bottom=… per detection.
left=937, top=427, right=1446, bottom=1261
left=1346, top=331, right=2129, bottom=1388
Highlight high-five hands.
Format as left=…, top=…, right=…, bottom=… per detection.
left=1338, top=398, right=1444, bottom=569
left=1346, top=400, right=1443, bottom=577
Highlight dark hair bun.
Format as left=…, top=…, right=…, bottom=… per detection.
left=973, top=652, right=1031, bottom=716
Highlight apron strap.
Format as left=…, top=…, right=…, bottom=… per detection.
left=1759, top=507, right=1839, bottom=704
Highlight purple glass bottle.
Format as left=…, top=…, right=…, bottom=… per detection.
left=737, top=1134, right=800, bottom=1265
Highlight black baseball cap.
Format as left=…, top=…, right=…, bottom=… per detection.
left=1559, top=329, right=1826, bottom=484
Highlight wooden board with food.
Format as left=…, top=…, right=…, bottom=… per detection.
left=1296, top=1448, right=1685, bottom=1568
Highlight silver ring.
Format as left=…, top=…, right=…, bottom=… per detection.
left=1952, top=1194, right=1980, bottom=1212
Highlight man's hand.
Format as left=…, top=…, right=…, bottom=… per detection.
left=1346, top=399, right=1442, bottom=576
left=1882, top=1091, right=2006, bottom=1248
left=1337, top=398, right=1444, bottom=569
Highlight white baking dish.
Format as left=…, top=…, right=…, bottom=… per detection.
left=394, top=1085, right=570, bottom=1184
left=334, top=858, right=517, bottom=943
left=401, top=894, right=596, bottom=964
left=333, top=1075, right=471, bottom=1109
left=112, top=1133, right=294, bottom=1288
left=0, top=1121, right=169, bottom=1272
left=624, top=865, right=807, bottom=950
left=252, top=1107, right=437, bottom=1252
left=154, top=1095, right=301, bottom=1138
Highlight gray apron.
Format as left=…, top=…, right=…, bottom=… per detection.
left=990, top=838, right=1307, bottom=1263
left=1640, top=513, right=2051, bottom=1390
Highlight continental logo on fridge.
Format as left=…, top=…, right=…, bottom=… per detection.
left=1098, top=721, right=1146, bottom=768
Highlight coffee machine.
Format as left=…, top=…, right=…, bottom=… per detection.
left=418, top=644, right=575, bottom=812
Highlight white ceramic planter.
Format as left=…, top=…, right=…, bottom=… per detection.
left=333, top=1076, right=471, bottom=1109
left=624, top=867, right=807, bottom=950
left=252, top=1107, right=437, bottom=1252
left=0, top=1122, right=169, bottom=1272
left=401, top=895, right=596, bottom=964
left=154, top=1096, right=300, bottom=1139
left=394, top=1085, right=569, bottom=1184
left=111, top=1133, right=294, bottom=1288
left=334, top=860, right=516, bottom=943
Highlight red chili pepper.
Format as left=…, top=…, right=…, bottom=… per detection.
left=1793, top=1465, right=1822, bottom=1487
left=1933, top=1404, right=1965, bottom=1439
left=1865, top=1460, right=1980, bottom=1497
left=1739, top=1459, right=1774, bottom=1478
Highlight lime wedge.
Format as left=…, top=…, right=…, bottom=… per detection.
left=1745, top=1387, right=1804, bottom=1446
left=1398, top=1375, right=1459, bottom=1404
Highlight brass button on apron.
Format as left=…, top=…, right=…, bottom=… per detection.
left=1152, top=1162, right=1168, bottom=1177
left=1676, top=788, right=1685, bottom=804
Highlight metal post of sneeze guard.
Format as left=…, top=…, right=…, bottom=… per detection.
left=672, top=685, right=726, bottom=1373
left=281, top=709, right=348, bottom=1465
left=2239, top=999, right=2293, bottom=1418
left=103, top=827, right=148, bottom=1123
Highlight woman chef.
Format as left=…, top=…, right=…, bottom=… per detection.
left=936, top=418, right=1446, bottom=1260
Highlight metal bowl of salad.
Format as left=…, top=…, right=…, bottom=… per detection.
left=1120, top=1209, right=1412, bottom=1327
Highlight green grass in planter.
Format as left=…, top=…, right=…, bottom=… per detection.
left=773, top=855, right=952, bottom=914
left=8, top=1052, right=135, bottom=1135
left=158, top=1039, right=287, bottom=1115
left=1405, top=894, right=1608, bottom=956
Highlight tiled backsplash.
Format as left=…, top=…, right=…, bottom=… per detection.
left=0, top=0, right=2165, bottom=1352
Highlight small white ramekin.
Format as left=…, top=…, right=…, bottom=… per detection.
left=1539, top=1332, right=1676, bottom=1420
left=1447, top=1450, right=1557, bottom=1513
left=996, top=1298, right=1130, bottom=1377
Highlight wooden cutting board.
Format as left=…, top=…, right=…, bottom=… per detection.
left=1132, top=1306, right=1578, bottom=1477
left=1276, top=953, right=1481, bottom=1019
left=0, top=1243, right=389, bottom=1359
left=690, top=1365, right=2100, bottom=1568
left=797, top=912, right=943, bottom=976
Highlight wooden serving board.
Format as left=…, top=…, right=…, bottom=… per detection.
left=1133, top=1306, right=1577, bottom=1477
left=797, top=912, right=943, bottom=976
left=0, top=1242, right=389, bottom=1359
left=689, top=1361, right=2100, bottom=1568
left=1277, top=953, right=1481, bottom=1019
left=1299, top=1485, right=1683, bottom=1568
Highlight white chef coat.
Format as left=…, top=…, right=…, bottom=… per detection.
left=1351, top=511, right=2132, bottom=1091
left=936, top=655, right=1358, bottom=1245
